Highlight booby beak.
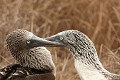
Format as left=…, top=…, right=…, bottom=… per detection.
left=45, top=35, right=66, bottom=47
left=28, top=35, right=64, bottom=48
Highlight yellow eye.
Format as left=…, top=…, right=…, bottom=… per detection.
left=60, top=36, right=64, bottom=40
left=26, top=40, right=30, bottom=44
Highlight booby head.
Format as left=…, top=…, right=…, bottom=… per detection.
left=5, top=29, right=57, bottom=76
left=5, top=29, right=62, bottom=52
left=46, top=30, right=97, bottom=58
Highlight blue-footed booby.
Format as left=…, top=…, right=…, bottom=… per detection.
left=45, top=30, right=120, bottom=80
left=0, top=29, right=60, bottom=80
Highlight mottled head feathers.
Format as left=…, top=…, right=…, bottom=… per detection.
left=5, top=29, right=34, bottom=52
left=5, top=29, right=56, bottom=76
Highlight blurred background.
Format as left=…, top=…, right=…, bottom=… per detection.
left=0, top=0, right=120, bottom=80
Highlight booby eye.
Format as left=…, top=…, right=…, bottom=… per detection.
left=60, top=36, right=64, bottom=40
left=26, top=40, right=30, bottom=44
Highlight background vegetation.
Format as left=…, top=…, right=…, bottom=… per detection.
left=0, top=0, right=120, bottom=80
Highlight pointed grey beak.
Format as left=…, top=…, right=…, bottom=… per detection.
left=27, top=35, right=64, bottom=48
left=45, top=35, right=65, bottom=47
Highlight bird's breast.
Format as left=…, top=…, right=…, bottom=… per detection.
left=74, top=59, right=108, bottom=80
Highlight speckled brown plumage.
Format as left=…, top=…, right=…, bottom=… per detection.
left=0, top=29, right=56, bottom=80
